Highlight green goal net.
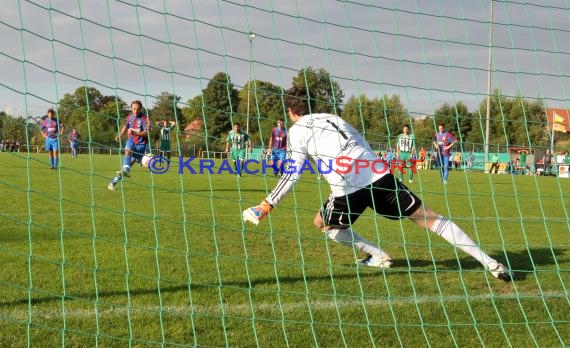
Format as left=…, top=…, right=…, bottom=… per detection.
left=1, top=1, right=569, bottom=346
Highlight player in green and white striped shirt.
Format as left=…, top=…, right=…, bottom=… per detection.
left=225, top=122, right=251, bottom=176
left=156, top=120, right=176, bottom=161
left=396, top=124, right=416, bottom=183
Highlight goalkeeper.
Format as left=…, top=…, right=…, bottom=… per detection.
left=243, top=86, right=512, bottom=281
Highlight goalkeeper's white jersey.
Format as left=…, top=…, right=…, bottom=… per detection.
left=265, top=113, right=386, bottom=206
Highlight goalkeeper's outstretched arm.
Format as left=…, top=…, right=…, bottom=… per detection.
left=242, top=148, right=306, bottom=225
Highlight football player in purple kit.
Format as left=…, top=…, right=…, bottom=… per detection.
left=108, top=100, right=151, bottom=190
left=268, top=118, right=287, bottom=176
left=40, top=108, right=65, bottom=170
left=433, top=123, right=457, bottom=183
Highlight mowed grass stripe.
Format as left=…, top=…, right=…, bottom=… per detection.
left=0, top=153, right=569, bottom=346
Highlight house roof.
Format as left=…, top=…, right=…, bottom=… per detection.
left=184, top=119, right=202, bottom=132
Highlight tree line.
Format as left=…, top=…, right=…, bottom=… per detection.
left=1, top=66, right=566, bottom=153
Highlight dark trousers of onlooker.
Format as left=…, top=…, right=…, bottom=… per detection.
left=545, top=164, right=552, bottom=176
left=490, top=162, right=499, bottom=174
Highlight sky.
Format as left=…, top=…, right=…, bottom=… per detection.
left=1, top=0, right=569, bottom=121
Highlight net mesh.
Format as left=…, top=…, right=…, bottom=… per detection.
left=0, top=1, right=569, bottom=346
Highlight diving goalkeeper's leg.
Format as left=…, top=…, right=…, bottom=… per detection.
left=314, top=213, right=392, bottom=268
left=410, top=205, right=512, bottom=281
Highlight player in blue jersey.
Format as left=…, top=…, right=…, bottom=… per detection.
left=40, top=109, right=65, bottom=170
left=433, top=123, right=457, bottom=183
left=108, top=100, right=151, bottom=191
left=68, top=128, right=80, bottom=158
left=268, top=118, right=287, bottom=176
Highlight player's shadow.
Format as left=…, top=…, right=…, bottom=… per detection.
left=396, top=247, right=565, bottom=281
left=185, top=188, right=275, bottom=193
left=0, top=248, right=563, bottom=308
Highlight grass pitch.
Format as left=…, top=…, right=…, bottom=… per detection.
left=0, top=152, right=569, bottom=347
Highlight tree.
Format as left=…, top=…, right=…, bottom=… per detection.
left=467, top=109, right=485, bottom=149
left=179, top=95, right=208, bottom=149
left=433, top=102, right=472, bottom=150
left=237, top=80, right=284, bottom=144
left=342, top=95, right=377, bottom=135
left=412, top=116, right=436, bottom=150
left=181, top=95, right=204, bottom=125
left=200, top=72, right=239, bottom=143
left=342, top=94, right=409, bottom=147
left=470, top=90, right=549, bottom=151
left=292, top=67, right=345, bottom=115
left=505, top=96, right=547, bottom=148
left=0, top=112, right=36, bottom=148
left=0, top=111, right=5, bottom=137
left=151, top=92, right=183, bottom=123
left=56, top=86, right=128, bottom=146
left=490, top=91, right=513, bottom=146
left=149, top=92, right=183, bottom=150
left=93, top=98, right=129, bottom=147
left=379, top=94, right=410, bottom=146
left=58, top=87, right=122, bottom=126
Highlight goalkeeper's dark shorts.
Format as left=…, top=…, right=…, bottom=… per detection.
left=320, top=174, right=423, bottom=229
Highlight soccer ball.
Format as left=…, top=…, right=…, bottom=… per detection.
left=141, top=154, right=153, bottom=168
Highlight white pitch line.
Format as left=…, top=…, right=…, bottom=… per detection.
left=2, top=291, right=568, bottom=320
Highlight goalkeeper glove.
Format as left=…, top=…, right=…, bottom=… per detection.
left=243, top=200, right=273, bottom=225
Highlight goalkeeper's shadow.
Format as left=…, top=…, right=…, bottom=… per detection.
left=398, top=247, right=565, bottom=281
left=0, top=248, right=562, bottom=308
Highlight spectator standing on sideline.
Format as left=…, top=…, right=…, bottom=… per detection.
left=466, top=151, right=475, bottom=171
left=384, top=148, right=394, bottom=171
left=543, top=149, right=554, bottom=176
left=419, top=146, right=427, bottom=169
left=489, top=153, right=500, bottom=174
left=429, top=151, right=437, bottom=170
left=518, top=150, right=528, bottom=174
left=453, top=151, right=462, bottom=171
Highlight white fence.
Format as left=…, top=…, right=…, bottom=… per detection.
left=10, top=144, right=201, bottom=156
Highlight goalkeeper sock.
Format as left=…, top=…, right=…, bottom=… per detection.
left=326, top=228, right=388, bottom=257
left=430, top=215, right=493, bottom=266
